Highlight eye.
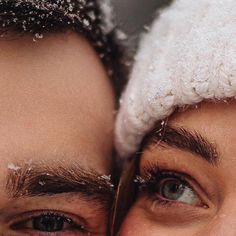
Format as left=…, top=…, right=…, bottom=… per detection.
left=11, top=211, right=88, bottom=235
left=26, top=214, right=82, bottom=232
left=139, top=170, right=206, bottom=208
left=157, top=177, right=201, bottom=206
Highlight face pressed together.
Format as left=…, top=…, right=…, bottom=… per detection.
left=0, top=1, right=235, bottom=236
left=0, top=32, right=115, bottom=235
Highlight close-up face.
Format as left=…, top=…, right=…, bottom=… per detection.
left=0, top=32, right=115, bottom=235
left=120, top=101, right=236, bottom=235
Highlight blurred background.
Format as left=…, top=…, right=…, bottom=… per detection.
left=113, top=0, right=173, bottom=50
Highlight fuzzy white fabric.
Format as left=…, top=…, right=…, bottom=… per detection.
left=115, top=0, right=236, bottom=158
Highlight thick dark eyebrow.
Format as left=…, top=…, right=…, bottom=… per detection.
left=6, top=164, right=114, bottom=208
left=142, top=124, right=219, bottom=166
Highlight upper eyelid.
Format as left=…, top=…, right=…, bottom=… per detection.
left=140, top=167, right=201, bottom=191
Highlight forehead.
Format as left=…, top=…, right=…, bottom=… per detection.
left=0, top=32, right=115, bottom=174
left=170, top=101, right=236, bottom=134
left=169, top=101, right=236, bottom=165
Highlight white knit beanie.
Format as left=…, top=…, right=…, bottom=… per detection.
left=115, top=0, right=236, bottom=158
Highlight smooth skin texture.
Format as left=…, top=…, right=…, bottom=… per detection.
left=0, top=32, right=115, bottom=235
left=120, top=101, right=236, bottom=236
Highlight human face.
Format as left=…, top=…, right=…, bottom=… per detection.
left=120, top=101, right=236, bottom=235
left=0, top=31, right=115, bottom=235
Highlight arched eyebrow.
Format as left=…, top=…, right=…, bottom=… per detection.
left=141, top=125, right=219, bottom=166
left=6, top=163, right=114, bottom=208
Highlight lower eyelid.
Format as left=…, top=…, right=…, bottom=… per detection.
left=138, top=199, right=211, bottom=226
left=137, top=193, right=210, bottom=220
left=152, top=194, right=208, bottom=209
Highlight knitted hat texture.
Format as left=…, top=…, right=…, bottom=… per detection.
left=115, top=0, right=236, bottom=158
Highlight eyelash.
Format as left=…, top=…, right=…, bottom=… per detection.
left=136, top=164, right=206, bottom=207
left=10, top=210, right=88, bottom=233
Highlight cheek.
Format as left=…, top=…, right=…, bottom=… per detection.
left=119, top=206, right=203, bottom=236
left=119, top=208, right=161, bottom=236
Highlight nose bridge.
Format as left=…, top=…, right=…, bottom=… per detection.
left=201, top=205, right=236, bottom=236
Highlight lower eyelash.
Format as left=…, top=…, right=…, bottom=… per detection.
left=151, top=197, right=173, bottom=206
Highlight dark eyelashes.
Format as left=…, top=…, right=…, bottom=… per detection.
left=134, top=166, right=195, bottom=207
left=10, top=210, right=86, bottom=232
left=135, top=166, right=211, bottom=210
left=135, top=165, right=190, bottom=193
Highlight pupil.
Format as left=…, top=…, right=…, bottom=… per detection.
left=33, top=215, right=64, bottom=232
left=162, top=179, right=185, bottom=200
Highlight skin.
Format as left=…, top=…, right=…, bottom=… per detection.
left=120, top=101, right=236, bottom=236
left=0, top=31, right=115, bottom=235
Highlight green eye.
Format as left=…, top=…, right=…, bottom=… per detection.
left=158, top=178, right=201, bottom=206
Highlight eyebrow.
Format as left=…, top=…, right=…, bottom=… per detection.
left=6, top=163, right=114, bottom=208
left=142, top=124, right=219, bottom=165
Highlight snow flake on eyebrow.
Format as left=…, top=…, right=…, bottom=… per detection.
left=8, top=163, right=21, bottom=171
left=100, top=174, right=111, bottom=181
left=99, top=174, right=114, bottom=188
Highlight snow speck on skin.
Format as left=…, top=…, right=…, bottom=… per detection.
left=34, top=33, right=44, bottom=40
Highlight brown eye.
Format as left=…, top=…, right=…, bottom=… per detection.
left=28, top=214, right=75, bottom=232
left=11, top=212, right=87, bottom=234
